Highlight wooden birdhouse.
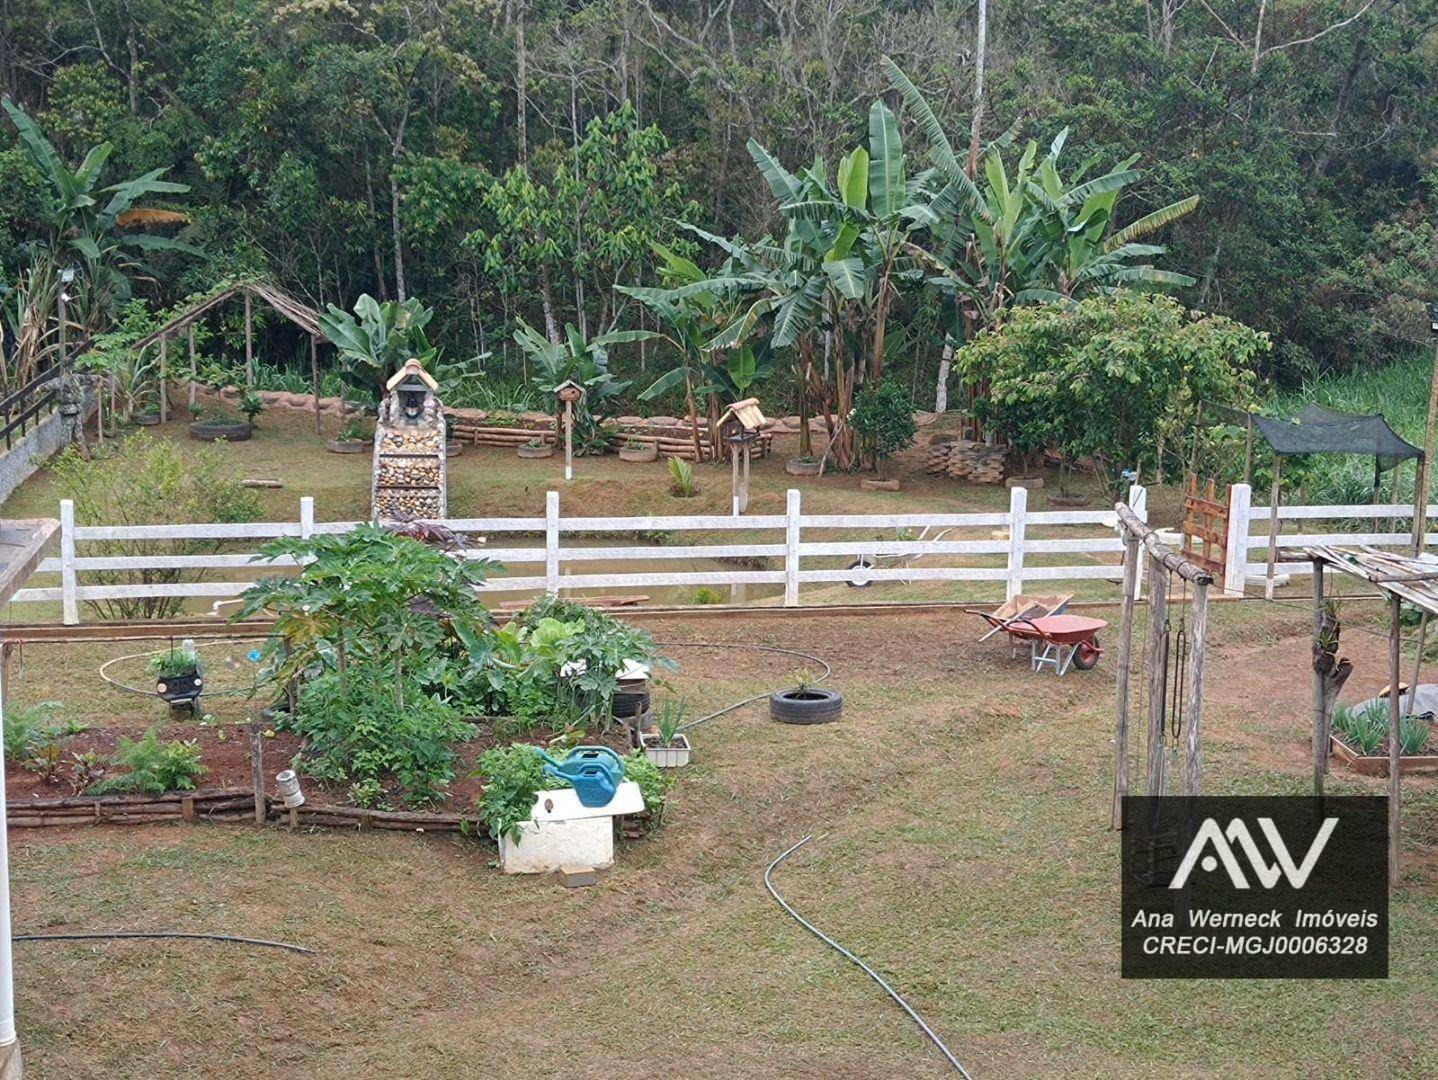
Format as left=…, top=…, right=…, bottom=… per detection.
left=384, top=358, right=440, bottom=425
left=719, top=398, right=766, bottom=515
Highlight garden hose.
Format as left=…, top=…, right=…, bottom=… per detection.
left=14, top=931, right=314, bottom=955
left=654, top=642, right=832, bottom=733
left=765, top=835, right=972, bottom=1078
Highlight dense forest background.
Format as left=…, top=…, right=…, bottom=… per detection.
left=2, top=0, right=1436, bottom=403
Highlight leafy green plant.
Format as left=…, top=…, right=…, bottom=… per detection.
left=239, top=390, right=264, bottom=424
left=3, top=700, right=63, bottom=762
left=91, top=728, right=206, bottom=795
left=347, top=778, right=388, bottom=809
left=188, top=401, right=204, bottom=421
left=654, top=700, right=686, bottom=747
left=475, top=743, right=566, bottom=844
left=318, top=294, right=439, bottom=402
left=692, top=586, right=724, bottom=605
left=1400, top=715, right=1431, bottom=756
left=67, top=751, right=106, bottom=795
left=24, top=739, right=63, bottom=784
left=621, top=750, right=671, bottom=828
left=849, top=381, right=917, bottom=479
left=338, top=418, right=369, bottom=442
left=668, top=455, right=695, bottom=497
left=148, top=644, right=200, bottom=678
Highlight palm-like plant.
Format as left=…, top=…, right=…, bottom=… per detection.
left=318, top=294, right=439, bottom=407
left=511, top=318, right=651, bottom=450
left=1, top=99, right=198, bottom=385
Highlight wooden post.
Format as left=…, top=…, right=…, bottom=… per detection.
left=1242, top=416, right=1254, bottom=485
left=545, top=490, right=560, bottom=596
left=730, top=438, right=740, bottom=516
left=1112, top=531, right=1141, bottom=828
left=1006, top=484, right=1028, bottom=601
left=1405, top=615, right=1427, bottom=716
left=741, top=443, right=752, bottom=512
left=1414, top=331, right=1438, bottom=554
left=1388, top=595, right=1403, bottom=888
left=783, top=488, right=801, bottom=607
left=158, top=335, right=168, bottom=423
left=1312, top=559, right=1326, bottom=796
left=1143, top=556, right=1170, bottom=795
left=563, top=400, right=574, bottom=482
left=1224, top=483, right=1252, bottom=596
left=1264, top=454, right=1283, bottom=600
left=250, top=719, right=266, bottom=825
left=188, top=322, right=197, bottom=409
left=1181, top=578, right=1210, bottom=797
left=243, top=291, right=254, bottom=389
left=310, top=334, right=321, bottom=434
left=59, top=499, right=78, bottom=626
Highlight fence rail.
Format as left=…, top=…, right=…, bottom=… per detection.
left=12, top=480, right=1438, bottom=624
left=10, top=484, right=1150, bottom=624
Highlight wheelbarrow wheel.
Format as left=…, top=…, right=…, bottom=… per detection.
left=845, top=557, right=874, bottom=588
left=1073, top=636, right=1101, bottom=670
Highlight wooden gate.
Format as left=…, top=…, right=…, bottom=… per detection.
left=1181, top=476, right=1229, bottom=577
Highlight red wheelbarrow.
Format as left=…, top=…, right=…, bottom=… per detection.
left=968, top=609, right=1106, bottom=677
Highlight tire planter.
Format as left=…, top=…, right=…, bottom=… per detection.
left=134, top=412, right=160, bottom=427
left=1046, top=491, right=1091, bottom=507
left=517, top=443, right=554, bottom=459
left=446, top=439, right=465, bottom=457
left=860, top=478, right=901, bottom=491
left=612, top=688, right=652, bottom=719
left=786, top=458, right=823, bottom=477
left=326, top=438, right=367, bottom=454
left=770, top=687, right=843, bottom=724
left=190, top=421, right=252, bottom=442
left=156, top=668, right=203, bottom=706
left=618, top=444, right=658, bottom=463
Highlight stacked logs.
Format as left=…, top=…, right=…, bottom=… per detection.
left=8, top=789, right=257, bottom=828
left=926, top=439, right=1008, bottom=484
left=447, top=410, right=774, bottom=461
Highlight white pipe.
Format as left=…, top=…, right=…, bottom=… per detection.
left=0, top=660, right=21, bottom=1060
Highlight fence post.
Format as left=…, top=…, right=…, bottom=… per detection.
left=1006, top=485, right=1027, bottom=601
left=1128, top=483, right=1148, bottom=601
left=545, top=491, right=560, bottom=596
left=784, top=488, right=801, bottom=606
left=299, top=496, right=314, bottom=539
left=59, top=499, right=78, bottom=625
left=1224, top=482, right=1252, bottom=597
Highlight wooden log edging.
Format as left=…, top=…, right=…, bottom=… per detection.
left=7, top=789, right=484, bottom=835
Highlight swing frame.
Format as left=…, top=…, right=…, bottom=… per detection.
left=1111, top=502, right=1214, bottom=829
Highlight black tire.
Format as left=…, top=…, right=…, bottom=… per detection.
left=770, top=688, right=843, bottom=725
left=1072, top=636, right=1101, bottom=671
left=612, top=689, right=651, bottom=718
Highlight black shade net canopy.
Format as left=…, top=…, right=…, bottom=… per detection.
left=1202, top=401, right=1423, bottom=472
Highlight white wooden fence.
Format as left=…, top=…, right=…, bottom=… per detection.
left=1223, top=481, right=1438, bottom=595
left=11, top=484, right=1148, bottom=624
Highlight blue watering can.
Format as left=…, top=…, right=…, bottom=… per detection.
left=538, top=746, right=626, bottom=808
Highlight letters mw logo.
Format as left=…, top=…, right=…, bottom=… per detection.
left=1169, top=817, right=1339, bottom=890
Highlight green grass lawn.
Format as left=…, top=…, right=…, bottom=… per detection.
left=6, top=602, right=1436, bottom=1078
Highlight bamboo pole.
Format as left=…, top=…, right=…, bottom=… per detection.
left=1181, top=578, right=1210, bottom=796
left=243, top=291, right=254, bottom=389
left=1264, top=454, right=1283, bottom=600
left=249, top=720, right=265, bottom=824
left=311, top=335, right=321, bottom=434
left=188, top=323, right=197, bottom=409
left=1143, top=557, right=1170, bottom=796
left=1388, top=596, right=1403, bottom=888
left=1242, top=415, right=1254, bottom=485
left=1405, top=616, right=1427, bottom=716
left=158, top=335, right=167, bottom=423
left=1112, top=532, right=1141, bottom=829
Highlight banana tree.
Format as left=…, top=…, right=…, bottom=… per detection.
left=1, top=99, right=199, bottom=386
left=511, top=318, right=652, bottom=452
left=318, top=294, right=439, bottom=409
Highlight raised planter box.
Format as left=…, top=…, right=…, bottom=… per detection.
left=1330, top=735, right=1438, bottom=776
left=190, top=420, right=252, bottom=442
left=497, top=781, right=645, bottom=875
left=326, top=438, right=367, bottom=454
left=640, top=733, right=691, bottom=768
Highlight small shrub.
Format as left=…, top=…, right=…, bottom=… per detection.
left=67, top=751, right=106, bottom=795
left=148, top=643, right=200, bottom=678
left=3, top=700, right=63, bottom=762
left=338, top=418, right=369, bottom=442
left=667, top=456, right=696, bottom=497
left=347, top=778, right=388, bottom=809
left=239, top=390, right=264, bottom=424
left=692, top=587, right=724, bottom=605
left=621, top=750, right=671, bottom=828
left=849, top=381, right=918, bottom=479
left=476, top=743, right=562, bottom=843
left=91, top=728, right=206, bottom=795
left=1400, top=715, right=1431, bottom=755
left=24, top=739, right=63, bottom=784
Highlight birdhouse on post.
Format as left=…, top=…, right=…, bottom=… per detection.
left=718, top=397, right=766, bottom=515
left=554, top=379, right=584, bottom=482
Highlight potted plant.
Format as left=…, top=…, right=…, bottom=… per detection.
left=150, top=643, right=203, bottom=706
left=134, top=393, right=161, bottom=426
left=189, top=406, right=252, bottom=442
left=618, top=437, right=658, bottom=463
left=327, top=417, right=369, bottom=454
left=786, top=455, right=822, bottom=477
left=640, top=701, right=692, bottom=768
left=517, top=437, right=554, bottom=459
left=239, top=390, right=265, bottom=429
left=769, top=668, right=843, bottom=724
left=850, top=381, right=916, bottom=491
